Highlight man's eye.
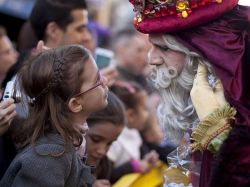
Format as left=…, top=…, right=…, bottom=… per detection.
left=158, top=46, right=169, bottom=51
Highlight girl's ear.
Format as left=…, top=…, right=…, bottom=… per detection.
left=68, top=97, right=83, bottom=113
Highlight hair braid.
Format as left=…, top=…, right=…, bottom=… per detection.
left=33, top=56, right=67, bottom=103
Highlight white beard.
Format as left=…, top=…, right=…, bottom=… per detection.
left=150, top=63, right=199, bottom=145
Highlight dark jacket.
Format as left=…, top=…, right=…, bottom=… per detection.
left=0, top=133, right=95, bottom=187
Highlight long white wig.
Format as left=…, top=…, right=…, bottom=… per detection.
left=150, top=35, right=213, bottom=145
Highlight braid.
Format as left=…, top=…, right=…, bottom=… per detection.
left=33, top=56, right=67, bottom=103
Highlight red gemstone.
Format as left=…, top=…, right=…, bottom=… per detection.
left=129, top=0, right=135, bottom=4
left=168, top=5, right=176, bottom=15
left=205, top=0, right=212, bottom=3
left=177, top=12, right=182, bottom=17
left=198, top=0, right=206, bottom=6
left=189, top=0, right=198, bottom=8
left=161, top=7, right=168, bottom=17
left=154, top=10, right=162, bottom=17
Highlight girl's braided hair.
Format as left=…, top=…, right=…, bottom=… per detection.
left=16, top=45, right=90, bottom=152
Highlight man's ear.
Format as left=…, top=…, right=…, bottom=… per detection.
left=45, top=22, right=62, bottom=41
left=68, top=98, right=83, bottom=113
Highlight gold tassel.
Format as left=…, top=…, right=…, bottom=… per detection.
left=191, top=104, right=236, bottom=152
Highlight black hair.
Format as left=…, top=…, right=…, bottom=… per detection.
left=111, top=27, right=138, bottom=50
left=30, top=0, right=87, bottom=40
left=110, top=81, right=144, bottom=110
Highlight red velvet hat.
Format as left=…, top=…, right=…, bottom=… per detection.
left=129, top=0, right=238, bottom=34
left=129, top=0, right=250, bottom=127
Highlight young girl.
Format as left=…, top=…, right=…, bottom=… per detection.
left=0, top=45, right=108, bottom=187
left=86, top=91, right=126, bottom=187
left=108, top=81, right=159, bottom=183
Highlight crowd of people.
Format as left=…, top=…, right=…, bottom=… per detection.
left=0, top=0, right=249, bottom=187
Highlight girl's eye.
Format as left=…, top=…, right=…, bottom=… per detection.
left=90, top=136, right=101, bottom=143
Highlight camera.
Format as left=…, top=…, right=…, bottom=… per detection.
left=95, top=48, right=114, bottom=69
left=2, top=81, right=21, bottom=103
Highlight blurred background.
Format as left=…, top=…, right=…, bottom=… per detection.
left=0, top=0, right=134, bottom=47
left=0, top=0, right=249, bottom=47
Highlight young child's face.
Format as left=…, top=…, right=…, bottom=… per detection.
left=129, top=91, right=149, bottom=131
left=86, top=122, right=123, bottom=166
left=76, top=57, right=109, bottom=113
left=143, top=115, right=164, bottom=144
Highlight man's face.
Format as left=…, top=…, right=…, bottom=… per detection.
left=148, top=34, right=186, bottom=74
left=147, top=34, right=197, bottom=144
left=0, top=36, right=18, bottom=76
left=121, top=34, right=149, bottom=75
left=58, top=9, right=92, bottom=48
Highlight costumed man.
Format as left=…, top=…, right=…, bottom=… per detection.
left=128, top=0, right=250, bottom=186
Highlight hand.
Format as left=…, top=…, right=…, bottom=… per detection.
left=138, top=159, right=150, bottom=174
left=143, top=150, right=159, bottom=167
left=190, top=63, right=227, bottom=120
left=92, top=179, right=111, bottom=187
left=100, top=66, right=118, bottom=87
left=140, top=150, right=159, bottom=173
left=32, top=40, right=50, bottom=55
left=0, top=98, right=16, bottom=136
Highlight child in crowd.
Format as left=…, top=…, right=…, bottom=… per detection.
left=0, top=45, right=108, bottom=187
left=86, top=91, right=126, bottom=187
left=141, top=113, right=176, bottom=164
left=108, top=81, right=159, bottom=183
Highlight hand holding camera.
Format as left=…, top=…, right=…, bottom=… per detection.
left=0, top=98, right=16, bottom=136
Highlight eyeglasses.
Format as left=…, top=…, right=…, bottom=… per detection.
left=73, top=71, right=104, bottom=97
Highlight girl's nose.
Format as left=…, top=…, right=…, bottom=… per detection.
left=101, top=75, right=108, bottom=87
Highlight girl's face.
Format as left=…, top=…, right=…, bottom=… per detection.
left=86, top=122, right=123, bottom=166
left=76, top=57, right=109, bottom=114
left=128, top=91, right=149, bottom=131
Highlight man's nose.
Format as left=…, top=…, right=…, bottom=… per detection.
left=148, top=56, right=164, bottom=66
left=148, top=49, right=164, bottom=66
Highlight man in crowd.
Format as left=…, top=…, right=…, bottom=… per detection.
left=0, top=26, right=18, bottom=89
left=128, top=0, right=250, bottom=186
left=0, top=25, right=18, bottom=136
left=112, top=28, right=151, bottom=92
left=0, top=26, right=18, bottom=178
